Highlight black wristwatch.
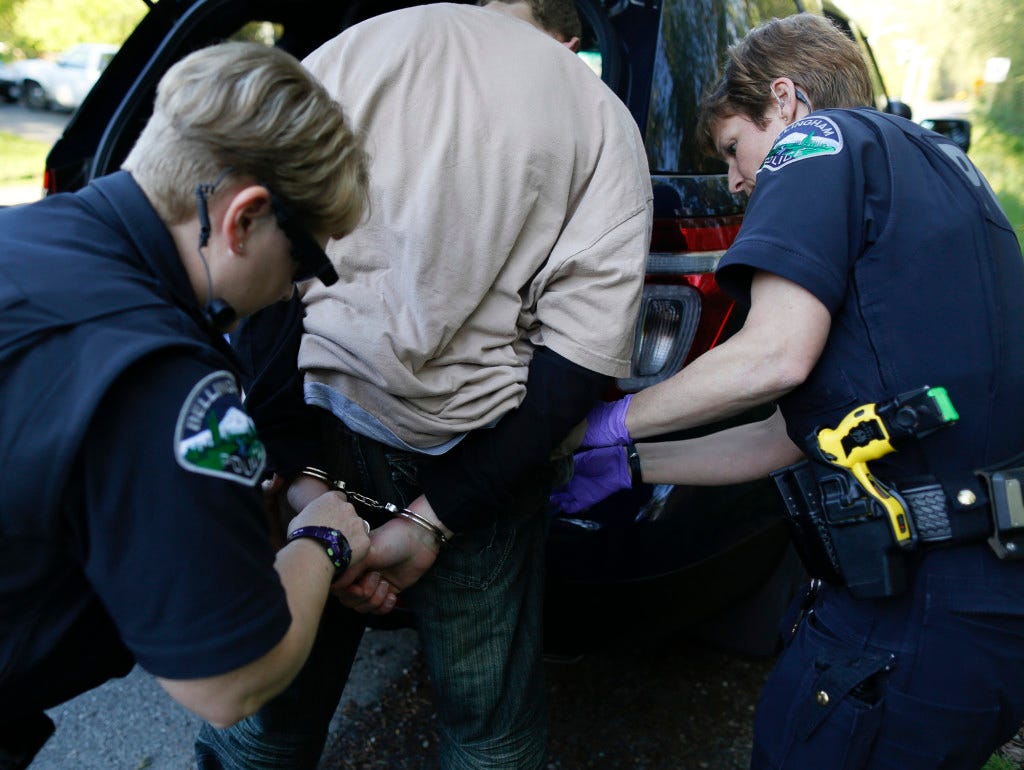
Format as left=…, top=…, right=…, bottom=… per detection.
left=626, top=443, right=643, bottom=485
left=286, top=525, right=352, bottom=582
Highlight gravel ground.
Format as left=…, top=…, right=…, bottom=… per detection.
left=320, top=633, right=777, bottom=770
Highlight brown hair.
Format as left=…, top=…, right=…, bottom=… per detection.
left=123, top=42, right=369, bottom=238
left=480, top=0, right=582, bottom=42
left=696, top=13, right=873, bottom=157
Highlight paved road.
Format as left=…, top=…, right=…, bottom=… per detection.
left=32, top=629, right=420, bottom=769
left=0, top=101, right=68, bottom=204
left=0, top=101, right=69, bottom=143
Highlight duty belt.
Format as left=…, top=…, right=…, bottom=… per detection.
left=771, top=460, right=1024, bottom=599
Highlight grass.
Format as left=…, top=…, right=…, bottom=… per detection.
left=983, top=754, right=1020, bottom=770
left=969, top=117, right=1024, bottom=239
left=0, top=129, right=49, bottom=186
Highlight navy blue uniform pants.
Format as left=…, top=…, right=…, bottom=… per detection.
left=752, top=544, right=1024, bottom=769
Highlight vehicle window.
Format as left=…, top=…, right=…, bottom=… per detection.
left=91, top=4, right=348, bottom=181
left=834, top=16, right=891, bottom=112
left=578, top=47, right=602, bottom=78
left=574, top=0, right=627, bottom=93
left=234, top=21, right=284, bottom=45
left=99, top=53, right=115, bottom=71
left=62, top=49, right=89, bottom=69
left=644, top=0, right=799, bottom=174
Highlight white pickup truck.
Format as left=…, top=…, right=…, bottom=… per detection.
left=13, top=43, right=117, bottom=111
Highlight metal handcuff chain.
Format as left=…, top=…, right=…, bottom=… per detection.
left=298, top=466, right=448, bottom=547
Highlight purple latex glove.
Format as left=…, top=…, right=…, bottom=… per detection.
left=582, top=394, right=633, bottom=448
left=550, top=446, right=631, bottom=514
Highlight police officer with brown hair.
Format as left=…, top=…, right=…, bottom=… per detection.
left=555, top=13, right=1024, bottom=768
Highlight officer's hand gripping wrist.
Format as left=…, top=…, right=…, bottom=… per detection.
left=550, top=445, right=632, bottom=514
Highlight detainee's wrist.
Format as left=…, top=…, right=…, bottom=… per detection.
left=392, top=505, right=450, bottom=549
left=288, top=466, right=346, bottom=511
left=406, top=496, right=455, bottom=541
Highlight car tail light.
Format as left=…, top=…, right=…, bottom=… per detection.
left=43, top=167, right=56, bottom=196
left=617, top=215, right=743, bottom=392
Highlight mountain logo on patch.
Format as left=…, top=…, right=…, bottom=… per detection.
left=174, top=371, right=266, bottom=486
left=761, top=116, right=844, bottom=172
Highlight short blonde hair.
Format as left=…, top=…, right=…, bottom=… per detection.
left=123, top=42, right=368, bottom=238
left=697, top=14, right=873, bottom=157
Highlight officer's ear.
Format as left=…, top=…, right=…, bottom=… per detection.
left=768, top=77, right=800, bottom=123
left=221, top=185, right=273, bottom=255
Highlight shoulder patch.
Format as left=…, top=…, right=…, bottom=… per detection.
left=761, top=116, right=844, bottom=172
left=174, top=371, right=266, bottom=486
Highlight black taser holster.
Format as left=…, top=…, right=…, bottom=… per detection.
left=771, top=460, right=910, bottom=599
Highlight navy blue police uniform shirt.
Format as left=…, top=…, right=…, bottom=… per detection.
left=0, top=172, right=290, bottom=715
left=716, top=108, right=1024, bottom=501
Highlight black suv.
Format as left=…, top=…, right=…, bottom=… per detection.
left=44, top=0, right=918, bottom=656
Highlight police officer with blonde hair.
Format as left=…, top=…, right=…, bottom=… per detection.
left=0, top=41, right=371, bottom=769
left=555, top=13, right=1024, bottom=768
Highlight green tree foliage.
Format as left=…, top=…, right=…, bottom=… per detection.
left=843, top=0, right=1021, bottom=135
left=0, top=0, right=27, bottom=56
left=950, top=0, right=1023, bottom=133
left=1, top=0, right=144, bottom=58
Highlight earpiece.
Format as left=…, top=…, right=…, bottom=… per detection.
left=196, top=185, right=214, bottom=249
left=193, top=174, right=238, bottom=332
left=772, top=86, right=812, bottom=116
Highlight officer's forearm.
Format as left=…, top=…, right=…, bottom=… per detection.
left=625, top=272, right=831, bottom=440
left=638, top=408, right=803, bottom=486
left=156, top=492, right=370, bottom=727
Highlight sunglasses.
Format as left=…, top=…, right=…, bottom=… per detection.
left=267, top=190, right=339, bottom=286
left=194, top=172, right=339, bottom=287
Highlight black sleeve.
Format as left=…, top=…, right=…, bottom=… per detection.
left=231, top=295, right=325, bottom=477
left=80, top=353, right=291, bottom=679
left=419, top=346, right=610, bottom=532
